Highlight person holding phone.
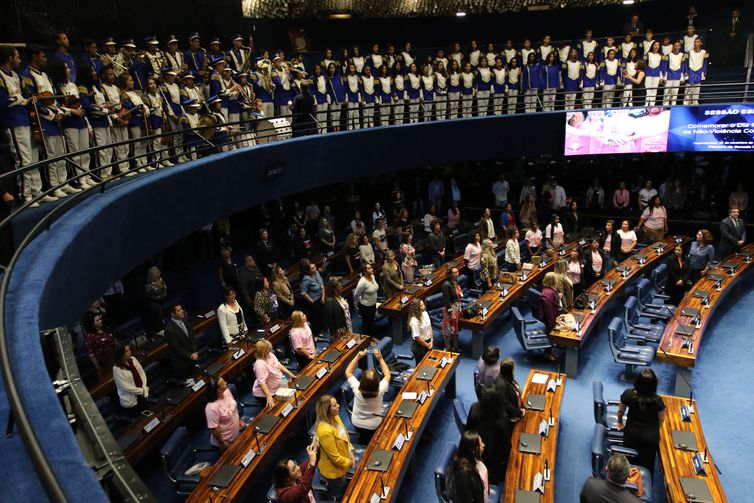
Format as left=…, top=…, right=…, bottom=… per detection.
left=274, top=438, right=320, bottom=503
left=345, top=349, right=390, bottom=443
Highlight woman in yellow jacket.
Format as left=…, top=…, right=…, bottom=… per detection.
left=315, top=394, right=355, bottom=500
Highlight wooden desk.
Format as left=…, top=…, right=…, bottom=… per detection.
left=119, top=320, right=291, bottom=464
left=342, top=349, right=459, bottom=503
left=459, top=242, right=581, bottom=359
left=504, top=369, right=566, bottom=502
left=186, top=333, right=370, bottom=502
left=550, top=236, right=690, bottom=377
left=657, top=243, right=754, bottom=397
left=658, top=395, right=727, bottom=502
left=90, top=310, right=219, bottom=400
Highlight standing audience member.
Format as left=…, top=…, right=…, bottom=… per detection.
left=315, top=394, right=355, bottom=501
left=324, top=277, right=352, bottom=337
left=256, top=228, right=280, bottom=276
left=617, top=220, right=638, bottom=261
left=688, top=229, right=715, bottom=283
left=480, top=238, right=500, bottom=290
left=164, top=304, right=198, bottom=379
left=613, top=181, right=631, bottom=212
left=85, top=314, right=116, bottom=374
left=350, top=211, right=367, bottom=236
left=493, top=357, right=527, bottom=429
left=345, top=349, right=390, bottom=443
left=667, top=244, right=691, bottom=305
left=254, top=276, right=279, bottom=325
left=480, top=208, right=496, bottom=241
left=408, top=299, right=433, bottom=363
left=358, top=234, right=376, bottom=265
left=344, top=233, right=361, bottom=274
left=372, top=218, right=389, bottom=259
left=400, top=233, right=418, bottom=283
left=239, top=255, right=262, bottom=314
left=553, top=259, right=574, bottom=310
left=492, top=174, right=510, bottom=207
left=447, top=201, right=461, bottom=232
left=217, top=247, right=240, bottom=293
left=429, top=220, right=447, bottom=267
left=525, top=222, right=543, bottom=256
left=468, top=385, right=511, bottom=483
left=217, top=286, right=248, bottom=344
left=636, top=195, right=667, bottom=242
left=476, top=345, right=500, bottom=389
left=562, top=200, right=581, bottom=239
left=567, top=249, right=584, bottom=296
left=252, top=339, right=295, bottom=408
left=579, top=454, right=642, bottom=503
left=144, top=266, right=168, bottom=333
left=519, top=194, right=538, bottom=229
left=637, top=181, right=657, bottom=212
left=271, top=265, right=295, bottom=318
left=545, top=214, right=565, bottom=248
left=301, top=261, right=326, bottom=335
left=601, top=220, right=621, bottom=271
left=442, top=267, right=462, bottom=352
left=499, top=203, right=517, bottom=234
left=504, top=228, right=521, bottom=272
left=428, top=174, right=445, bottom=214
left=617, top=368, right=666, bottom=477
left=465, top=230, right=483, bottom=286
left=539, top=273, right=561, bottom=360
left=354, top=263, right=379, bottom=336
left=382, top=249, right=405, bottom=297
left=112, top=343, right=148, bottom=415
left=289, top=311, right=317, bottom=369
left=205, top=376, right=244, bottom=451
left=582, top=235, right=607, bottom=285
left=446, top=431, right=486, bottom=503
left=728, top=183, right=748, bottom=216
left=273, top=440, right=320, bottom=503
left=718, top=207, right=746, bottom=259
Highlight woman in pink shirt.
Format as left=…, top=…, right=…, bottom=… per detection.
left=289, top=310, right=317, bottom=370
left=205, top=376, right=244, bottom=451
left=252, top=339, right=296, bottom=408
left=545, top=214, right=565, bottom=248
left=613, top=180, right=630, bottom=212
left=447, top=201, right=461, bottom=231
left=525, top=221, right=543, bottom=255
left=567, top=249, right=584, bottom=295
left=617, top=220, right=638, bottom=261
left=464, top=230, right=483, bottom=287
left=637, top=195, right=668, bottom=243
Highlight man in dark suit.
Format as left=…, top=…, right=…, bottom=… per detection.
left=722, top=9, right=746, bottom=66
left=719, top=207, right=747, bottom=259
left=255, top=227, right=280, bottom=276
left=289, top=81, right=316, bottom=137
left=622, top=14, right=645, bottom=37
left=163, top=304, right=199, bottom=379
left=580, top=454, right=642, bottom=503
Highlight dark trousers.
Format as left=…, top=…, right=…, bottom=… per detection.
left=355, top=425, right=376, bottom=444
left=295, top=352, right=313, bottom=371
left=411, top=339, right=429, bottom=365
left=307, top=299, right=324, bottom=335
left=358, top=303, right=376, bottom=336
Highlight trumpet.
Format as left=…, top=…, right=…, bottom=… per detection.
left=98, top=52, right=128, bottom=72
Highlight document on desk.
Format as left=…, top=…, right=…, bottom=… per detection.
left=401, top=392, right=417, bottom=400
left=531, top=373, right=549, bottom=384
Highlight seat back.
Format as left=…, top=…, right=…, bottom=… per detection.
left=511, top=307, right=528, bottom=349
left=526, top=287, right=543, bottom=320
left=591, top=424, right=608, bottom=478
left=636, top=278, right=653, bottom=307
left=608, top=317, right=624, bottom=359
left=452, top=399, right=467, bottom=434
left=267, top=484, right=279, bottom=502
left=160, top=426, right=192, bottom=481
left=425, top=292, right=444, bottom=311
left=592, top=380, right=607, bottom=427
left=95, top=396, right=121, bottom=432
left=454, top=233, right=469, bottom=254
left=341, top=368, right=363, bottom=416
left=652, top=263, right=668, bottom=292
left=144, top=360, right=170, bottom=397
left=623, top=296, right=640, bottom=328
left=434, top=441, right=457, bottom=503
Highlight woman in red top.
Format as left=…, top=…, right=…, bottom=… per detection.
left=274, top=439, right=319, bottom=503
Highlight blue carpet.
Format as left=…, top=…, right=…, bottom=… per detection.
left=139, top=273, right=754, bottom=502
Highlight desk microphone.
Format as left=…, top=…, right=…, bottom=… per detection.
left=658, top=345, right=693, bottom=405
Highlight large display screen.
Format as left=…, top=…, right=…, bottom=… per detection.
left=667, top=105, right=754, bottom=152
left=564, top=108, right=672, bottom=156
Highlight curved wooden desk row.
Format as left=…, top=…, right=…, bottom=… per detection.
left=504, top=369, right=567, bottom=503
left=89, top=310, right=219, bottom=400
left=459, top=241, right=583, bottom=359
left=187, top=333, right=371, bottom=502
left=658, top=395, right=727, bottom=502
left=550, top=236, right=691, bottom=377
left=119, top=320, right=291, bottom=464
left=657, top=242, right=754, bottom=396
left=342, top=349, right=459, bottom=503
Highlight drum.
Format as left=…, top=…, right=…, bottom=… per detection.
left=255, top=118, right=292, bottom=144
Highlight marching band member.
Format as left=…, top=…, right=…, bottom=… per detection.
left=539, top=35, right=553, bottom=62
left=101, top=65, right=130, bottom=175
left=143, top=77, right=171, bottom=167
left=326, top=62, right=345, bottom=131
left=541, top=52, right=562, bottom=112
left=577, top=29, right=598, bottom=61
left=115, top=39, right=137, bottom=84
left=460, top=62, right=475, bottom=118
left=205, top=95, right=230, bottom=151
left=599, top=49, right=622, bottom=108
left=557, top=40, right=571, bottom=65
left=376, top=65, right=392, bottom=126
left=20, top=46, right=61, bottom=201
left=271, top=56, right=295, bottom=119
left=484, top=43, right=497, bottom=67
left=506, top=57, right=521, bottom=114
left=491, top=57, right=507, bottom=115
left=78, top=63, right=116, bottom=179
left=419, top=64, right=435, bottom=121
left=581, top=52, right=599, bottom=109
left=503, top=40, right=519, bottom=66
left=321, top=48, right=338, bottom=75
left=475, top=57, right=493, bottom=116
left=620, top=33, right=636, bottom=62
left=641, top=30, right=655, bottom=57
left=351, top=46, right=366, bottom=75
left=643, top=41, right=663, bottom=106
left=392, top=61, right=407, bottom=124
left=250, top=60, right=274, bottom=118
left=209, top=58, right=229, bottom=120
left=181, top=99, right=201, bottom=160
left=208, top=38, right=226, bottom=65
left=50, top=32, right=77, bottom=84
left=360, top=64, right=377, bottom=127
left=562, top=48, right=582, bottom=110
left=449, top=42, right=464, bottom=68
left=662, top=42, right=686, bottom=106
left=161, top=69, right=188, bottom=162
left=521, top=52, right=542, bottom=113
left=229, top=35, right=249, bottom=73
left=660, top=37, right=673, bottom=56
left=163, top=35, right=186, bottom=76
left=405, top=63, right=422, bottom=123
left=125, top=39, right=148, bottom=94
left=80, top=39, right=104, bottom=74
left=344, top=63, right=361, bottom=130
left=117, top=72, right=150, bottom=172
left=185, top=33, right=208, bottom=90
left=401, top=42, right=416, bottom=72
left=684, top=38, right=708, bottom=105
left=621, top=48, right=640, bottom=106
left=309, top=64, right=330, bottom=132
left=436, top=49, right=449, bottom=76
left=447, top=60, right=461, bottom=119
left=434, top=60, right=449, bottom=121
left=235, top=72, right=256, bottom=145
left=520, top=39, right=535, bottom=68
left=367, top=44, right=384, bottom=75
left=99, top=37, right=121, bottom=75
left=48, top=60, right=91, bottom=189
left=143, top=36, right=164, bottom=81
left=468, top=40, right=482, bottom=68
left=683, top=26, right=698, bottom=54
left=601, top=36, right=618, bottom=62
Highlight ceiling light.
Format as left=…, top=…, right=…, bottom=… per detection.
left=456, top=11, right=466, bottom=17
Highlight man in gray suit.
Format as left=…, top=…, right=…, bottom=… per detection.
left=163, top=304, right=199, bottom=379
left=580, top=454, right=642, bottom=503
left=719, top=207, right=747, bottom=259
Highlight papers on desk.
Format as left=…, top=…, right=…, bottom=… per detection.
left=532, top=472, right=545, bottom=493
left=538, top=419, right=550, bottom=438
left=143, top=417, right=161, bottom=434
left=281, top=403, right=294, bottom=418
left=401, top=392, right=417, bottom=400
left=191, top=379, right=206, bottom=392
left=202, top=310, right=215, bottom=319
left=531, top=373, right=549, bottom=384
left=417, top=390, right=428, bottom=404
left=369, top=494, right=381, bottom=503
left=269, top=323, right=280, bottom=333
left=393, top=432, right=407, bottom=451
left=232, top=348, right=246, bottom=360
left=546, top=379, right=557, bottom=392
left=241, top=448, right=256, bottom=468
left=315, top=367, right=327, bottom=379
left=346, top=338, right=357, bottom=349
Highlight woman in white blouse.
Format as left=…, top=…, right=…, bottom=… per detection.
left=217, top=286, right=247, bottom=345
left=112, top=343, right=149, bottom=414
left=504, top=227, right=521, bottom=272
left=617, top=219, right=638, bottom=261
left=408, top=299, right=433, bottom=364
left=358, top=234, right=375, bottom=265
left=345, top=348, right=390, bottom=443
left=354, top=263, right=379, bottom=336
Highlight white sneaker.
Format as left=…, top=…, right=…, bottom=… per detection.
left=79, top=181, right=92, bottom=190
left=138, top=168, right=147, bottom=173
left=176, top=156, right=188, bottom=163
left=145, top=166, right=156, bottom=171
left=53, top=189, right=68, bottom=198
left=40, top=194, right=58, bottom=202
left=124, top=170, right=137, bottom=177
left=64, top=185, right=82, bottom=193
left=29, top=202, right=40, bottom=208
left=161, top=161, right=174, bottom=167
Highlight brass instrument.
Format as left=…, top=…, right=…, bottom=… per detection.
left=197, top=113, right=218, bottom=139
left=256, top=59, right=275, bottom=94
left=98, top=52, right=128, bottom=72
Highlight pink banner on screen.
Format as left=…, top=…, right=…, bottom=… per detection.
left=564, top=108, right=671, bottom=156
